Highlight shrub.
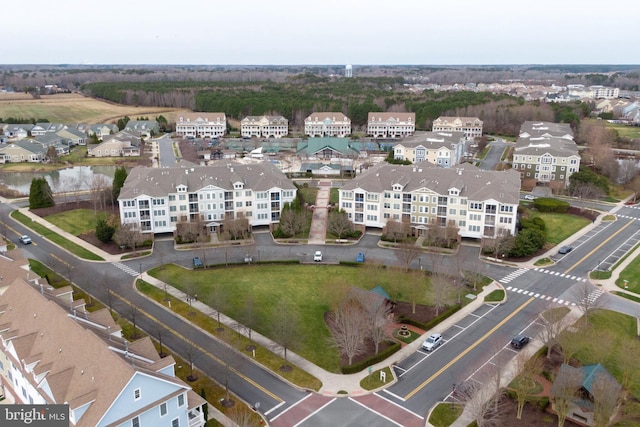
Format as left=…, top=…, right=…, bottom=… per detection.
left=340, top=342, right=401, bottom=374
left=533, top=198, right=570, bottom=213
left=399, top=304, right=462, bottom=331
left=95, top=219, right=115, bottom=243
left=536, top=396, right=550, bottom=411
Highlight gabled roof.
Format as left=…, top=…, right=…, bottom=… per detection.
left=519, top=121, right=573, bottom=140
left=341, top=161, right=520, bottom=204
left=3, top=140, right=46, bottom=154
left=368, top=112, right=415, bottom=123
left=119, top=160, right=296, bottom=200
left=296, top=137, right=359, bottom=157
left=178, top=112, right=226, bottom=123
left=305, top=112, right=351, bottom=123
left=514, top=136, right=579, bottom=158
left=396, top=131, right=465, bottom=149
left=551, top=363, right=621, bottom=398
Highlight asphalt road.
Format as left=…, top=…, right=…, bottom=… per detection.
left=2, top=192, right=640, bottom=425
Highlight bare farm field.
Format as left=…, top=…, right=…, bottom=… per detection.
left=0, top=92, right=189, bottom=124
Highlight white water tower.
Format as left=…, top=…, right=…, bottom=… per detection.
left=345, top=64, right=353, bottom=78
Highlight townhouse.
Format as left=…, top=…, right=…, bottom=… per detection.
left=175, top=113, right=226, bottom=139
left=392, top=131, right=466, bottom=167
left=0, top=252, right=206, bottom=427
left=88, top=133, right=142, bottom=157
left=240, top=115, right=288, bottom=139
left=0, top=140, right=46, bottom=163
left=124, top=120, right=159, bottom=138
left=432, top=116, right=483, bottom=140
left=367, top=112, right=416, bottom=138
left=118, top=160, right=297, bottom=234
left=304, top=112, right=351, bottom=138
left=513, top=121, right=579, bottom=188
left=339, top=162, right=520, bottom=239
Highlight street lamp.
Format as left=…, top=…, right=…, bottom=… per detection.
left=139, top=263, right=142, bottom=276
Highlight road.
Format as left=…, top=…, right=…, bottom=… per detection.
left=477, top=138, right=508, bottom=171
left=2, top=193, right=640, bottom=426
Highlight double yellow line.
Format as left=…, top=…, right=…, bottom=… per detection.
left=113, top=292, right=283, bottom=402
left=404, top=297, right=535, bottom=400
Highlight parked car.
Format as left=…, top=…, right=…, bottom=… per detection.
left=421, top=333, right=443, bottom=352
left=524, top=194, right=536, bottom=200
left=192, top=257, right=203, bottom=268
left=314, top=251, right=323, bottom=262
left=510, top=335, right=530, bottom=349
left=18, top=235, right=32, bottom=244
left=558, top=245, right=573, bottom=255
left=355, top=252, right=365, bottom=263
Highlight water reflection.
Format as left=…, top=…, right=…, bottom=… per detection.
left=0, top=166, right=116, bottom=195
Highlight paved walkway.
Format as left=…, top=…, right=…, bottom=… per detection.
left=307, top=180, right=331, bottom=245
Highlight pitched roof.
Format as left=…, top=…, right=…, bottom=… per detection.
left=178, top=113, right=226, bottom=123
left=514, top=136, right=579, bottom=158
left=396, top=131, right=465, bottom=149
left=341, top=161, right=520, bottom=204
left=368, top=112, right=415, bottom=122
left=519, top=121, right=573, bottom=139
left=119, top=160, right=296, bottom=200
left=305, top=112, right=350, bottom=122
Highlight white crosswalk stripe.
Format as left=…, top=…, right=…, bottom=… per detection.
left=499, top=268, right=528, bottom=284
left=505, top=286, right=577, bottom=306
left=533, top=268, right=587, bottom=282
left=582, top=289, right=604, bottom=306
left=113, top=262, right=139, bottom=277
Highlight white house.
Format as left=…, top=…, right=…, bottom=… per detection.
left=367, top=112, right=416, bottom=138
left=304, top=112, right=351, bottom=138
left=392, top=131, right=466, bottom=167
left=176, top=113, right=226, bottom=139
left=432, top=116, right=483, bottom=140
left=241, top=115, right=288, bottom=139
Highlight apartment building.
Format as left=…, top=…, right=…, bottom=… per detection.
left=432, top=116, right=483, bottom=140
left=118, top=160, right=297, bottom=234
left=0, top=252, right=206, bottom=427
left=240, top=115, right=289, bottom=139
left=514, top=121, right=579, bottom=187
left=367, top=112, right=416, bottom=138
left=392, top=131, right=466, bottom=167
left=339, top=162, right=520, bottom=239
left=304, top=112, right=351, bottom=138
left=175, top=113, right=226, bottom=139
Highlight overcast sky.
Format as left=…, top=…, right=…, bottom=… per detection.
left=5, top=0, right=639, bottom=65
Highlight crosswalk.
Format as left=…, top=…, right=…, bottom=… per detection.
left=112, top=262, right=140, bottom=277
left=615, top=214, right=640, bottom=221
left=532, top=268, right=587, bottom=282
left=499, top=268, right=528, bottom=284
left=504, top=285, right=604, bottom=307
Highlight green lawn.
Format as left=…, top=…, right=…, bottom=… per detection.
left=149, top=263, right=432, bottom=373
left=528, top=211, right=591, bottom=245
left=428, top=402, right=464, bottom=427
left=45, top=209, right=109, bottom=236
left=11, top=210, right=104, bottom=261
left=616, top=251, right=640, bottom=293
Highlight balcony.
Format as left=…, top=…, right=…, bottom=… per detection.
left=188, top=409, right=205, bottom=427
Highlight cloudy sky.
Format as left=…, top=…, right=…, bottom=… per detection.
left=5, top=0, right=638, bottom=65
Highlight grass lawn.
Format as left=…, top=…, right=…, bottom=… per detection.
left=528, top=211, right=591, bottom=245
left=12, top=210, right=104, bottom=261
left=616, top=252, right=640, bottom=293
left=149, top=263, right=432, bottom=373
left=360, top=367, right=393, bottom=390
left=297, top=186, right=318, bottom=204
left=484, top=289, right=505, bottom=303
left=428, top=402, right=464, bottom=427
left=45, top=209, right=109, bottom=236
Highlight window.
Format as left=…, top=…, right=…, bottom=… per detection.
left=178, top=393, right=185, bottom=407
left=132, top=416, right=140, bottom=427
left=134, top=388, right=141, bottom=400
left=160, top=402, right=167, bottom=417
left=172, top=419, right=179, bottom=427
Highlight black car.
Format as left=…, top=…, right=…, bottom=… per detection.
left=558, top=245, right=573, bottom=255
left=510, top=335, right=530, bottom=349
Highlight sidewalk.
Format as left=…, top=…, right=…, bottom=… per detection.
left=140, top=270, right=502, bottom=395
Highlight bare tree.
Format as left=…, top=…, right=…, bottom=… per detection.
left=591, top=371, right=623, bottom=427
left=128, top=304, right=141, bottom=339
left=222, top=216, right=249, bottom=241
left=464, top=379, right=505, bottom=427
left=328, top=293, right=368, bottom=366
left=398, top=270, right=427, bottom=314
left=238, top=293, right=257, bottom=349
left=571, top=282, right=603, bottom=321
left=184, top=280, right=199, bottom=316
left=627, top=174, right=640, bottom=203
left=556, top=324, right=587, bottom=365
left=279, top=209, right=307, bottom=237
left=151, top=322, right=168, bottom=357
left=429, top=271, right=456, bottom=316
left=105, top=285, right=116, bottom=315
left=326, top=209, right=353, bottom=239
left=113, top=222, right=143, bottom=253
left=396, top=241, right=422, bottom=271
left=270, top=300, right=299, bottom=370
left=208, top=285, right=229, bottom=331
left=539, top=307, right=571, bottom=358
left=184, top=340, right=199, bottom=382
left=551, top=366, right=584, bottom=427
left=512, top=353, right=544, bottom=419
left=227, top=405, right=260, bottom=427
left=617, top=159, right=638, bottom=185
left=354, top=288, right=394, bottom=354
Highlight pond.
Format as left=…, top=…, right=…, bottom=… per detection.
left=0, top=165, right=116, bottom=196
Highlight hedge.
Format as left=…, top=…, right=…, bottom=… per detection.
left=532, top=198, right=569, bottom=213
left=340, top=341, right=401, bottom=374
left=399, top=304, right=462, bottom=331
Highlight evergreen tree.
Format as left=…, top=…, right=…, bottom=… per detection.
left=29, top=177, right=54, bottom=209
left=95, top=219, right=115, bottom=243
left=112, top=166, right=128, bottom=202
left=199, top=388, right=209, bottom=422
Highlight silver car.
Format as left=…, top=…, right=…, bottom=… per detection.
left=422, top=333, right=443, bottom=351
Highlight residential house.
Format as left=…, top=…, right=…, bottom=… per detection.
left=367, top=112, right=416, bottom=138
left=56, top=127, right=87, bottom=146
left=304, top=112, right=351, bottom=138
left=88, top=133, right=141, bottom=157
left=338, top=162, right=520, bottom=239
left=296, top=137, right=360, bottom=160
left=87, top=124, right=119, bottom=140
left=550, top=363, right=622, bottom=427
left=31, top=123, right=66, bottom=136
left=240, top=115, right=288, bottom=139
left=124, top=120, right=159, bottom=138
left=0, top=252, right=207, bottom=427
left=0, top=140, right=46, bottom=163
left=432, top=116, right=483, bottom=140
left=176, top=113, right=226, bottom=139
left=392, top=131, right=466, bottom=167
left=513, top=121, right=579, bottom=188
left=3, top=124, right=33, bottom=139
left=33, top=134, right=69, bottom=156
left=118, top=160, right=297, bottom=234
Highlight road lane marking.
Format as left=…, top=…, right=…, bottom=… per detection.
left=373, top=392, right=424, bottom=419
left=347, top=398, right=404, bottom=427
left=111, top=292, right=283, bottom=403
left=268, top=395, right=310, bottom=420
left=403, top=297, right=535, bottom=400
left=563, top=219, right=634, bottom=274
left=292, top=398, right=336, bottom=427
